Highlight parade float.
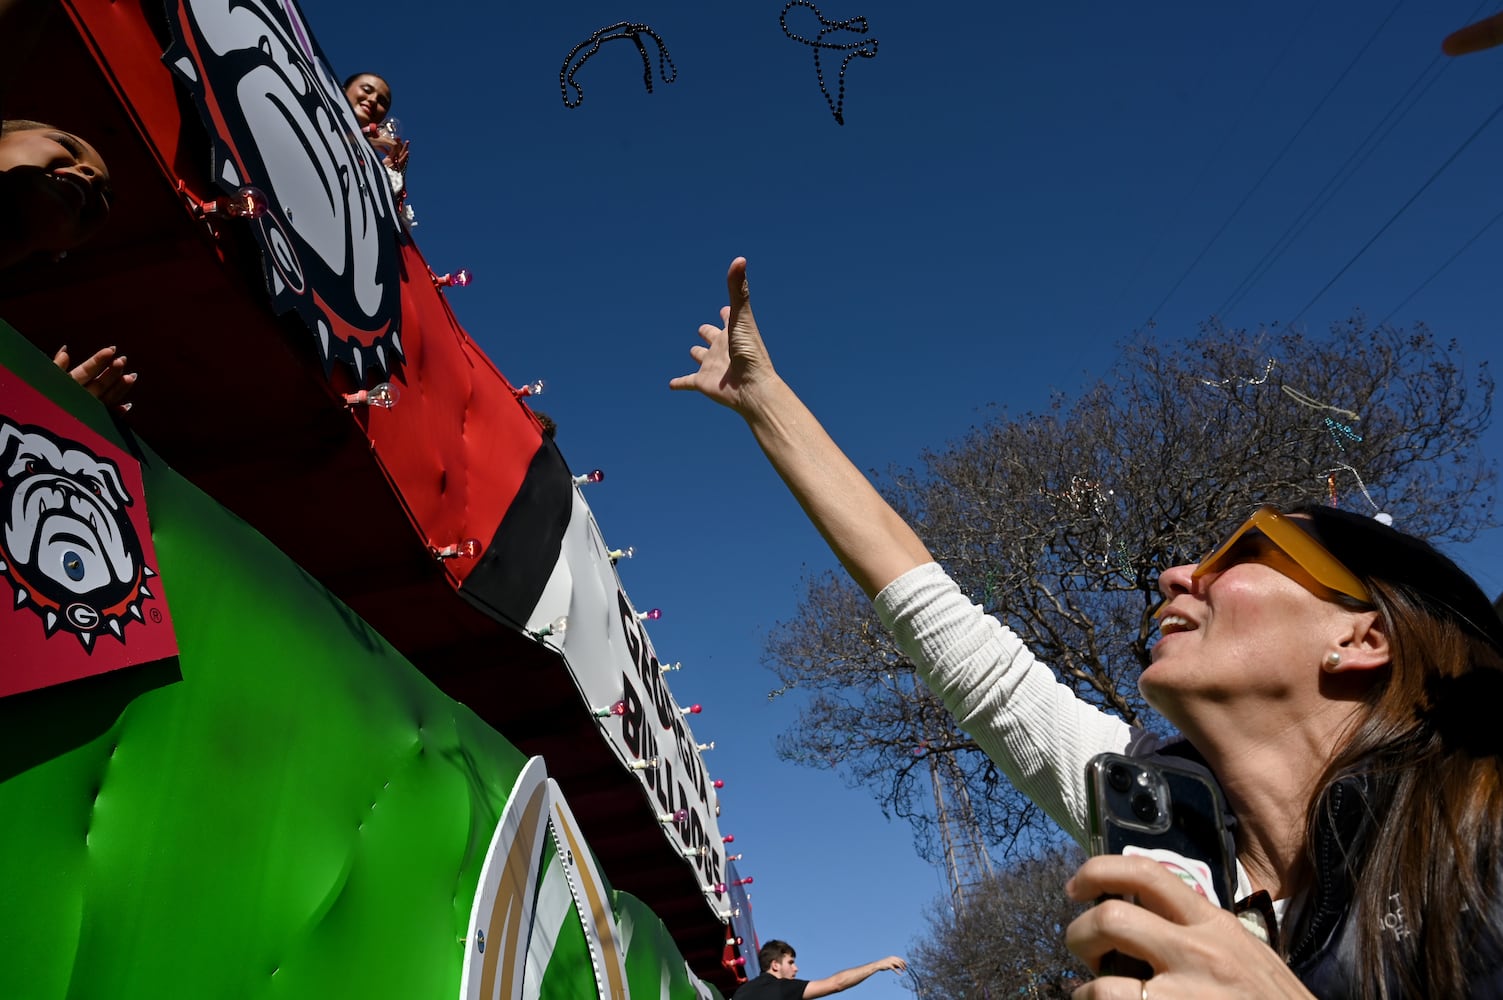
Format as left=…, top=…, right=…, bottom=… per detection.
left=0, top=1, right=758, bottom=996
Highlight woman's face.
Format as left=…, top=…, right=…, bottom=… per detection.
left=344, top=75, right=391, bottom=126
left=1144, top=526, right=1366, bottom=720
left=0, top=127, right=112, bottom=255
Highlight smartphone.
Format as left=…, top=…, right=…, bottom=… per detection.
left=1084, top=752, right=1238, bottom=977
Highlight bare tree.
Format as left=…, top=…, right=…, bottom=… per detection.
left=768, top=317, right=1496, bottom=860
left=909, top=844, right=1090, bottom=1000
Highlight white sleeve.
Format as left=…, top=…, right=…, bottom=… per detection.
left=873, top=562, right=1160, bottom=845
left=384, top=162, right=405, bottom=195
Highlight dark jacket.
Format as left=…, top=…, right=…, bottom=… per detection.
left=1148, top=746, right=1503, bottom=999
left=1284, top=774, right=1503, bottom=999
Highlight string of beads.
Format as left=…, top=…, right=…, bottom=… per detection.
left=780, top=0, right=879, bottom=125
left=560, top=22, right=677, bottom=109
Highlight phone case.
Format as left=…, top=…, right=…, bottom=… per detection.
left=1084, top=751, right=1238, bottom=910
left=1084, top=752, right=1239, bottom=979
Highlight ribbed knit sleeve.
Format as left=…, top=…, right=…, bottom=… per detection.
left=873, top=562, right=1159, bottom=846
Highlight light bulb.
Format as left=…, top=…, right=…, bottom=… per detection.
left=659, top=661, right=681, bottom=673
left=380, top=117, right=401, bottom=137
left=203, top=185, right=269, bottom=219
left=636, top=608, right=661, bottom=622
left=608, top=546, right=634, bottom=562
left=659, top=808, right=689, bottom=824
left=679, top=704, right=702, bottom=715
left=713, top=779, right=725, bottom=789
left=696, top=741, right=715, bottom=752
left=594, top=700, right=627, bottom=718
left=628, top=757, right=659, bottom=770
left=722, top=834, right=734, bottom=844
left=369, top=382, right=400, bottom=408
left=433, top=268, right=473, bottom=288
left=532, top=615, right=569, bottom=640
left=572, top=469, right=605, bottom=486
left=726, top=852, right=743, bottom=862
left=712, top=882, right=727, bottom=893
left=734, top=876, right=753, bottom=886
left=513, top=379, right=545, bottom=399
left=343, top=382, right=401, bottom=409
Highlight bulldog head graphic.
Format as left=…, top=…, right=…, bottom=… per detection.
left=0, top=419, right=153, bottom=648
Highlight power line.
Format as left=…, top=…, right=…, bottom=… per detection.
left=1112, top=0, right=1321, bottom=308
left=1379, top=205, right=1503, bottom=326
left=1214, top=22, right=1484, bottom=315
left=1291, top=96, right=1503, bottom=324
left=1216, top=0, right=1494, bottom=319
left=1144, top=0, right=1406, bottom=324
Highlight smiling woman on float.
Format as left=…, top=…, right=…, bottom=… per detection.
left=342, top=72, right=408, bottom=179
left=671, top=257, right=1503, bottom=999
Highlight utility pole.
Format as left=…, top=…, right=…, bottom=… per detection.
left=927, top=735, right=995, bottom=915
left=899, top=669, right=995, bottom=915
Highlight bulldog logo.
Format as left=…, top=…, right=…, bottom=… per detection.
left=164, top=0, right=405, bottom=382
left=0, top=419, right=156, bottom=649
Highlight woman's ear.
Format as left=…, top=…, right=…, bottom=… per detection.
left=1335, top=610, right=1390, bottom=673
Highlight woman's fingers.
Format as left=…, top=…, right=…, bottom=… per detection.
left=96, top=371, right=137, bottom=406
left=1067, top=854, right=1219, bottom=924
left=668, top=336, right=717, bottom=392
left=1066, top=895, right=1175, bottom=973
left=1070, top=975, right=1154, bottom=1000
left=66, top=345, right=119, bottom=386
left=725, top=257, right=749, bottom=308
left=54, top=345, right=136, bottom=411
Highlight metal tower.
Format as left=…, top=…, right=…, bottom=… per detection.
left=900, top=670, right=995, bottom=914
left=927, top=729, right=996, bottom=915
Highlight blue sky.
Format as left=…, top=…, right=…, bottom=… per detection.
left=309, top=2, right=1503, bottom=995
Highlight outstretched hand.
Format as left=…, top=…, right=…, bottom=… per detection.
left=53, top=345, right=136, bottom=412
left=1064, top=855, right=1314, bottom=999
left=669, top=257, right=777, bottom=414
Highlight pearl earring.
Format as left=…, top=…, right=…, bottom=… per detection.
left=1323, top=651, right=1343, bottom=670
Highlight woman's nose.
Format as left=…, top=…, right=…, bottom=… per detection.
left=1157, top=562, right=1196, bottom=599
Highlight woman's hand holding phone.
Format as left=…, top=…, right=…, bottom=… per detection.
left=1063, top=855, right=1316, bottom=999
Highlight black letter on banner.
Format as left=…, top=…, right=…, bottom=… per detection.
left=621, top=674, right=644, bottom=759
left=618, top=591, right=643, bottom=666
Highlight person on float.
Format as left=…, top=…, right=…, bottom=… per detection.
left=1, top=2, right=135, bottom=403
left=342, top=72, right=409, bottom=199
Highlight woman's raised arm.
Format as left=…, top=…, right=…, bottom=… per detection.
left=670, top=257, right=932, bottom=598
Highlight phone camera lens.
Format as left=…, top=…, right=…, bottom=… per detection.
left=1106, top=763, right=1133, bottom=793
left=1131, top=792, right=1160, bottom=823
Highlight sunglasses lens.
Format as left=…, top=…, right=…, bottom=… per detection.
left=1194, top=508, right=1370, bottom=603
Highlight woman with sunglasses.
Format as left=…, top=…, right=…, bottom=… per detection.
left=672, top=258, right=1503, bottom=999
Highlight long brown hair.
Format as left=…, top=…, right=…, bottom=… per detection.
left=1286, top=505, right=1503, bottom=997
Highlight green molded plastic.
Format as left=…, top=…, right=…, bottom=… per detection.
left=0, top=322, right=720, bottom=1000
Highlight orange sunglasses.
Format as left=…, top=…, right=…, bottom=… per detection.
left=1192, top=506, right=1373, bottom=605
